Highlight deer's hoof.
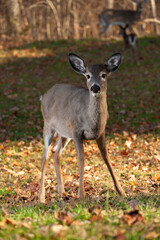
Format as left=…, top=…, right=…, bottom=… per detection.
left=57, top=186, right=66, bottom=198
left=59, top=192, right=67, bottom=198
left=114, top=185, right=126, bottom=197
left=78, top=190, right=85, bottom=199
left=119, top=190, right=126, bottom=197
left=38, top=190, right=46, bottom=203
left=39, top=196, right=45, bottom=203
left=119, top=186, right=126, bottom=197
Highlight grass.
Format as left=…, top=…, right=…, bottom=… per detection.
left=0, top=37, right=160, bottom=239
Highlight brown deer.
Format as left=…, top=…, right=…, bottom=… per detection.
left=99, top=0, right=146, bottom=45
left=119, top=24, right=139, bottom=65
left=39, top=53, right=125, bottom=203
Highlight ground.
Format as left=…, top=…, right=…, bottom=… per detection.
left=0, top=37, right=160, bottom=239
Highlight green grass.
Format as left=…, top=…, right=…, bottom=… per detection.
left=0, top=37, right=160, bottom=239
left=0, top=195, right=159, bottom=239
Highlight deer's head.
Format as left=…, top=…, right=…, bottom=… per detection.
left=69, top=53, right=121, bottom=97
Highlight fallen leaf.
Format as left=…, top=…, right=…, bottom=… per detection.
left=120, top=150, right=128, bottom=156
left=90, top=215, right=103, bottom=221
left=122, top=208, right=145, bottom=226
left=88, top=205, right=103, bottom=221
left=145, top=231, right=159, bottom=239
left=129, top=174, right=136, bottom=184
left=88, top=205, right=101, bottom=216
left=27, top=181, right=39, bottom=193
left=17, top=140, right=25, bottom=147
left=123, top=131, right=129, bottom=137
left=125, top=140, right=132, bottom=149
left=4, top=218, right=17, bottom=226
left=0, top=217, right=30, bottom=229
left=130, top=133, right=137, bottom=140
left=1, top=206, right=9, bottom=216
left=12, top=161, right=22, bottom=166
left=153, top=175, right=160, bottom=181
left=54, top=211, right=73, bottom=225
left=116, top=231, right=126, bottom=240
left=50, top=224, right=68, bottom=238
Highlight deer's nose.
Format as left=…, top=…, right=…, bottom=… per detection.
left=91, top=84, right=100, bottom=93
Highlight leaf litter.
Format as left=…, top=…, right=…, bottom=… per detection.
left=0, top=38, right=160, bottom=239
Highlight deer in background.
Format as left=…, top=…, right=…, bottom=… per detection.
left=119, top=24, right=139, bottom=65
left=99, top=0, right=146, bottom=45
left=39, top=52, right=125, bottom=203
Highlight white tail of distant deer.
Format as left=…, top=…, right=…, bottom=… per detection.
left=39, top=52, right=125, bottom=203
left=119, top=24, right=139, bottom=65
left=99, top=0, right=146, bottom=45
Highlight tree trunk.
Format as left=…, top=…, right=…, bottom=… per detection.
left=46, top=0, right=62, bottom=39
left=46, top=7, right=51, bottom=40
left=150, top=0, right=159, bottom=34
left=6, top=0, right=21, bottom=35
left=62, top=0, right=73, bottom=39
left=72, top=2, right=80, bottom=40
left=18, top=0, right=28, bottom=28
left=107, top=0, right=114, bottom=9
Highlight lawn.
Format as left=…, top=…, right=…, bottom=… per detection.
left=0, top=37, right=160, bottom=239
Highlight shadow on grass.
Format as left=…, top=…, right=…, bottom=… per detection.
left=0, top=37, right=160, bottom=142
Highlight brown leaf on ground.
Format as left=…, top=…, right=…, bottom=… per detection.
left=84, top=184, right=94, bottom=192
left=90, top=215, right=103, bottom=221
left=145, top=231, right=160, bottom=239
left=116, top=231, right=126, bottom=240
left=1, top=206, right=10, bottom=216
left=4, top=218, right=17, bottom=226
left=124, top=139, right=132, bottom=149
left=0, top=218, right=31, bottom=229
left=122, top=208, right=145, bottom=226
left=120, top=150, right=129, bottom=156
left=54, top=211, right=73, bottom=225
left=130, top=133, right=137, bottom=140
left=88, top=205, right=101, bottom=216
left=50, top=224, right=68, bottom=238
left=88, top=205, right=103, bottom=221
left=27, top=181, right=39, bottom=193
left=70, top=219, right=81, bottom=225
left=11, top=161, right=22, bottom=166
left=0, top=220, right=6, bottom=229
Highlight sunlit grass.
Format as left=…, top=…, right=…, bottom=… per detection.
left=0, top=37, right=160, bottom=239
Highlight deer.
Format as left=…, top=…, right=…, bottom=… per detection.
left=99, top=0, right=146, bottom=45
left=119, top=24, right=139, bottom=65
left=39, top=52, right=125, bottom=203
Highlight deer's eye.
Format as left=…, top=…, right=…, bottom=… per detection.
left=101, top=73, right=106, bottom=78
left=86, top=74, right=91, bottom=80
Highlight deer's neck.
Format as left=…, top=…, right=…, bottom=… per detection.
left=123, top=32, right=128, bottom=41
left=88, top=90, right=108, bottom=132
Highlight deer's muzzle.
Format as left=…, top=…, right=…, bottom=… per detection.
left=91, top=84, right=100, bottom=94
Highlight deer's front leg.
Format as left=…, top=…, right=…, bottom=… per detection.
left=39, top=152, right=48, bottom=203
left=96, top=132, right=125, bottom=196
left=39, top=132, right=52, bottom=203
left=73, top=134, right=85, bottom=199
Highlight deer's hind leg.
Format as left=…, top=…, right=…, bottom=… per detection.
left=39, top=125, right=53, bottom=203
left=53, top=136, right=71, bottom=197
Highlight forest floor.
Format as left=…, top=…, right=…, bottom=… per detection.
left=0, top=37, right=160, bottom=239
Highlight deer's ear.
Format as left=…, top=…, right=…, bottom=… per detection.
left=69, top=53, right=86, bottom=74
left=106, top=53, right=121, bottom=72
